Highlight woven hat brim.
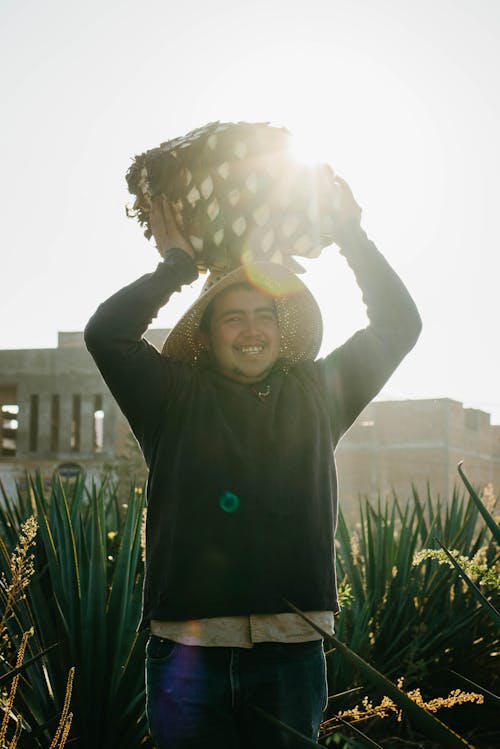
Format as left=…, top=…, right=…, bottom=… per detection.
left=162, top=262, right=323, bottom=366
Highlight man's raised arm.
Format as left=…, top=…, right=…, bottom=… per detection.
left=319, top=178, right=422, bottom=437
left=84, top=198, right=198, bottom=452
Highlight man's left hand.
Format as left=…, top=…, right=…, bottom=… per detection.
left=320, top=168, right=363, bottom=246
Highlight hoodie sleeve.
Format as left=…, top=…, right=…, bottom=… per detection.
left=84, top=249, right=198, bottom=450
left=318, top=225, right=422, bottom=440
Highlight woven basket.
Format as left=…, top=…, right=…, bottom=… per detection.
left=126, top=121, right=337, bottom=274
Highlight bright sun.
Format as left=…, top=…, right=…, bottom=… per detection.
left=288, top=128, right=333, bottom=167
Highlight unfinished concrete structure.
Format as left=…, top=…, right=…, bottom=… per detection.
left=337, top=398, right=500, bottom=512
left=0, top=329, right=167, bottom=494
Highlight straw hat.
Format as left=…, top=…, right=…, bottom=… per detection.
left=162, top=260, right=323, bottom=366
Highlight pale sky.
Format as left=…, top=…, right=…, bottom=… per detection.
left=2, top=0, right=499, bottom=420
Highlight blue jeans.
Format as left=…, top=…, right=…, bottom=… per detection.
left=145, top=636, right=328, bottom=748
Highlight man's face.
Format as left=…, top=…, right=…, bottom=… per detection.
left=202, top=285, right=281, bottom=384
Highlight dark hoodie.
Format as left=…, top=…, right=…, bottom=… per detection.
left=84, top=227, right=421, bottom=627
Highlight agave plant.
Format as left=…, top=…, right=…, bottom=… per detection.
left=333, top=485, right=498, bottom=697
left=1, top=470, right=498, bottom=748
left=288, top=604, right=481, bottom=749
left=0, top=473, right=149, bottom=749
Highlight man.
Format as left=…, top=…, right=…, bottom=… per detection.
left=84, top=179, right=421, bottom=748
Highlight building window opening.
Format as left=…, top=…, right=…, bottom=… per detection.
left=71, top=395, right=81, bottom=452
left=93, top=395, right=104, bottom=453
left=51, top=395, right=60, bottom=452
left=1, top=404, right=19, bottom=457
left=29, top=395, right=39, bottom=452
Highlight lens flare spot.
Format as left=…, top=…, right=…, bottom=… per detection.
left=219, top=491, right=240, bottom=513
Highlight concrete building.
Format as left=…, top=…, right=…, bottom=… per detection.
left=0, top=330, right=167, bottom=494
left=1, top=333, right=499, bottom=508
left=336, top=398, right=500, bottom=512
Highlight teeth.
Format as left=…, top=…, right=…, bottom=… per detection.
left=239, top=346, right=263, bottom=354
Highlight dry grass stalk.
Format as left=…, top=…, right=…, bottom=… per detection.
left=0, top=517, right=37, bottom=636
left=0, top=517, right=74, bottom=748
left=5, top=717, right=22, bottom=749
left=48, top=667, right=75, bottom=749
left=413, top=547, right=500, bottom=591
left=481, top=482, right=497, bottom=514
left=0, top=628, right=31, bottom=748
left=57, top=713, right=73, bottom=749
left=320, top=677, right=485, bottom=735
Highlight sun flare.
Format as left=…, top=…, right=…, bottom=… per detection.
left=288, top=128, right=333, bottom=167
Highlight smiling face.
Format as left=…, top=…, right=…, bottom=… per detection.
left=201, top=284, right=281, bottom=384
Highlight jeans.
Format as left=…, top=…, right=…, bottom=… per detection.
left=145, top=636, right=328, bottom=748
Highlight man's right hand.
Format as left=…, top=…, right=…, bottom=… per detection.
left=149, top=195, right=195, bottom=259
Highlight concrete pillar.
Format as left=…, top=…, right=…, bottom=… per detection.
left=59, top=393, right=74, bottom=455
left=37, top=394, right=52, bottom=455
left=102, top=392, right=118, bottom=460
left=80, top=395, right=94, bottom=458
left=15, top=395, right=31, bottom=456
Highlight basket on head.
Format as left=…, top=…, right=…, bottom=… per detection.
left=126, top=121, right=337, bottom=275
